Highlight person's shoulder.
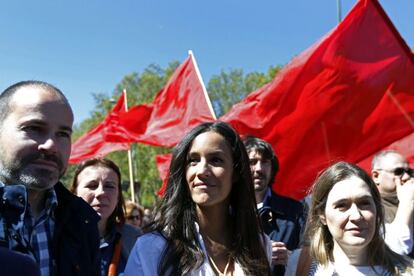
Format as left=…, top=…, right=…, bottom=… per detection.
left=136, top=231, right=167, bottom=247
left=0, top=247, right=40, bottom=276
left=270, top=191, right=306, bottom=212
left=124, top=232, right=168, bottom=276
left=120, top=223, right=141, bottom=236
left=134, top=232, right=168, bottom=253
left=271, top=191, right=302, bottom=204
left=130, top=231, right=168, bottom=261
left=54, top=182, right=99, bottom=222
left=119, top=224, right=142, bottom=248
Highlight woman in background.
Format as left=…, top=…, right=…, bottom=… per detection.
left=124, top=121, right=271, bottom=275
left=71, top=158, right=141, bottom=276
left=306, top=161, right=413, bottom=275
left=125, top=201, right=144, bottom=231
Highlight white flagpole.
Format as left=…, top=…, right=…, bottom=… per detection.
left=337, top=0, right=342, bottom=23
left=123, top=89, right=136, bottom=203
left=189, top=50, right=217, bottom=120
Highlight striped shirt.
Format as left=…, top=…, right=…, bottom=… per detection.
left=0, top=183, right=57, bottom=276
left=23, top=188, right=58, bottom=276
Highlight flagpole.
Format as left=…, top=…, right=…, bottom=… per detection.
left=386, top=90, right=414, bottom=129
left=123, top=89, right=136, bottom=203
left=189, top=50, right=217, bottom=120
left=337, top=0, right=342, bottom=23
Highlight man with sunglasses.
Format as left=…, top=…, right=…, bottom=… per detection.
left=372, top=150, right=414, bottom=257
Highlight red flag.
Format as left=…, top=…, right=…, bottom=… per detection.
left=121, top=51, right=216, bottom=147
left=221, top=0, right=414, bottom=200
left=69, top=92, right=138, bottom=164
left=357, top=132, right=414, bottom=171
left=155, top=153, right=173, bottom=196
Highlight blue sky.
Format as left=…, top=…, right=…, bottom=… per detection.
left=0, top=1, right=412, bottom=125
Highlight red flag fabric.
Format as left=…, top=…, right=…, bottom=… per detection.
left=221, top=0, right=414, bottom=200
left=155, top=153, right=173, bottom=196
left=357, top=132, right=414, bottom=171
left=120, top=52, right=216, bottom=148
left=69, top=92, right=141, bottom=164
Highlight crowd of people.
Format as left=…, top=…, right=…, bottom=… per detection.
left=0, top=80, right=413, bottom=275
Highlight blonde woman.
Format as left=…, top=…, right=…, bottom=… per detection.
left=306, top=162, right=413, bottom=275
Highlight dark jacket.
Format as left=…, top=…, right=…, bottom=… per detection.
left=100, top=223, right=142, bottom=275
left=0, top=182, right=100, bottom=276
left=258, top=188, right=307, bottom=276
left=259, top=189, right=307, bottom=250
left=54, top=182, right=101, bottom=276
left=0, top=247, right=40, bottom=276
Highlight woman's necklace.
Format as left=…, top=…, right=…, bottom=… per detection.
left=208, top=255, right=232, bottom=276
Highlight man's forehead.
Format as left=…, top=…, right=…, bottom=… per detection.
left=7, top=86, right=74, bottom=126
left=248, top=149, right=267, bottom=160
left=381, top=153, right=408, bottom=168
left=10, top=85, right=62, bottom=104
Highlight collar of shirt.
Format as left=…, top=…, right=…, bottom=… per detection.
left=194, top=222, right=245, bottom=275
left=25, top=188, right=58, bottom=225
left=262, top=188, right=273, bottom=204
left=43, top=188, right=58, bottom=219
left=100, top=224, right=119, bottom=249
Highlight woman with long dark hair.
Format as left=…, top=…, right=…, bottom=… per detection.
left=124, top=121, right=271, bottom=275
left=71, top=158, right=141, bottom=276
left=306, top=161, right=413, bottom=275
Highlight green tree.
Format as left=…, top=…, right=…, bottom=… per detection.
left=207, top=65, right=282, bottom=117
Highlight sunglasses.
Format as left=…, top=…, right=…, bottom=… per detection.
left=378, top=167, right=414, bottom=176
left=127, top=215, right=140, bottom=220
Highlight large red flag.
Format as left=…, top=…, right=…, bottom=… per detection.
left=120, top=51, right=216, bottom=147
left=221, top=0, right=414, bottom=200
left=69, top=92, right=150, bottom=164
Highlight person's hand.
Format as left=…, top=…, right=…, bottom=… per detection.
left=396, top=176, right=414, bottom=206
left=271, top=241, right=289, bottom=266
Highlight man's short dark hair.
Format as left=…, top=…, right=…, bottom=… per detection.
left=0, top=80, right=69, bottom=125
left=243, top=135, right=279, bottom=186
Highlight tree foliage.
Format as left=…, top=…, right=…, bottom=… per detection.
left=207, top=65, right=282, bottom=117
left=64, top=62, right=282, bottom=207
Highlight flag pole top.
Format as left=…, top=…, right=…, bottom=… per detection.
left=188, top=50, right=217, bottom=120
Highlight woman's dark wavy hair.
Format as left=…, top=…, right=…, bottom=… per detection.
left=149, top=121, right=270, bottom=275
left=307, top=161, right=412, bottom=274
left=70, top=158, right=126, bottom=233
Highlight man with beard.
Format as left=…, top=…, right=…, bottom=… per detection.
left=243, top=136, right=306, bottom=276
left=0, top=81, right=100, bottom=275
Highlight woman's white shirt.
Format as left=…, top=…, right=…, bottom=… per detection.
left=123, top=223, right=272, bottom=275
left=312, top=262, right=387, bottom=276
left=384, top=222, right=413, bottom=255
